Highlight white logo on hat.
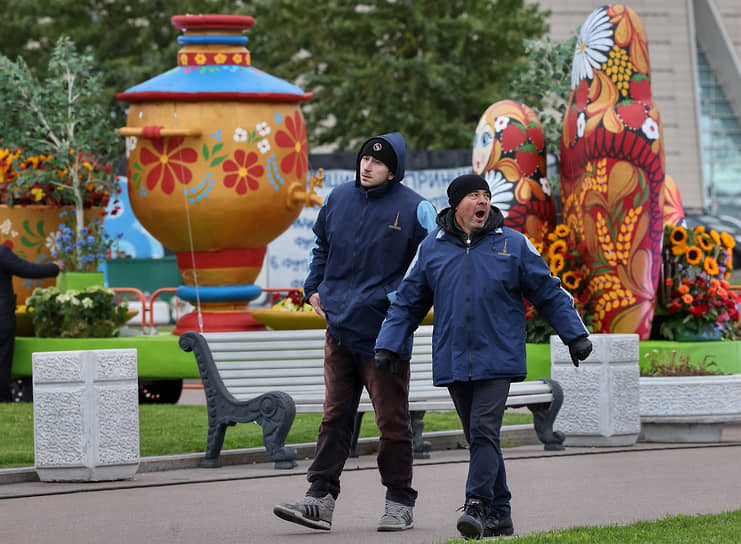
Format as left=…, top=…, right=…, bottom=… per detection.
left=373, top=142, right=382, bottom=151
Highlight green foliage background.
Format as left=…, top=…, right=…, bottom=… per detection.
left=0, top=0, right=552, bottom=151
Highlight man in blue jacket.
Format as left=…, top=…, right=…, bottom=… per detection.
left=0, top=245, right=63, bottom=402
left=374, top=174, right=593, bottom=539
left=273, top=132, right=437, bottom=532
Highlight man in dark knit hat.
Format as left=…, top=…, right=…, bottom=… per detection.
left=375, top=173, right=593, bottom=539
left=274, top=133, right=437, bottom=532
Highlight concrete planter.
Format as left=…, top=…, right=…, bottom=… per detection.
left=639, top=374, right=741, bottom=442
left=551, top=334, right=641, bottom=446
left=32, top=349, right=140, bottom=481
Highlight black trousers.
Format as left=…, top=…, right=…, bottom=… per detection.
left=0, top=328, right=15, bottom=402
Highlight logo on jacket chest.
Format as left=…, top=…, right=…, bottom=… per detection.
left=388, top=211, right=402, bottom=231
left=494, top=239, right=511, bottom=256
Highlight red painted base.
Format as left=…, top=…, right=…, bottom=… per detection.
left=173, top=310, right=267, bottom=335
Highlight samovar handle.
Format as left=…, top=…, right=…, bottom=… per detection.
left=119, top=126, right=202, bottom=139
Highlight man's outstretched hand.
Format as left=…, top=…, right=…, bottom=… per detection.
left=374, top=349, right=399, bottom=373
left=568, top=335, right=592, bottom=367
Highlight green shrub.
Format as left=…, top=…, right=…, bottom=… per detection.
left=26, top=285, right=128, bottom=337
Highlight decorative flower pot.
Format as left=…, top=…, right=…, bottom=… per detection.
left=0, top=204, right=104, bottom=304
left=673, top=322, right=724, bottom=342
left=639, top=374, right=741, bottom=442
left=58, top=271, right=106, bottom=292
left=117, top=14, right=321, bottom=333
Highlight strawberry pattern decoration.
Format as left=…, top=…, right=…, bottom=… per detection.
left=472, top=99, right=555, bottom=245
left=560, top=4, right=666, bottom=339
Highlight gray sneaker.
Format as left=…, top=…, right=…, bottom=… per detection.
left=377, top=499, right=414, bottom=531
left=273, top=494, right=335, bottom=531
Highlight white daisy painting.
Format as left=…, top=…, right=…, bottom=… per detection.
left=571, top=7, right=614, bottom=90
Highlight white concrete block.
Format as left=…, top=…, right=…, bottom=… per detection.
left=551, top=334, right=641, bottom=446
left=32, top=349, right=140, bottom=481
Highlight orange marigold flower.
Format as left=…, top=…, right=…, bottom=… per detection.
left=664, top=278, right=674, bottom=286
left=677, top=284, right=689, bottom=295
left=682, top=293, right=693, bottom=304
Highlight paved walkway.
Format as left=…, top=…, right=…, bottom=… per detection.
left=2, top=425, right=740, bottom=544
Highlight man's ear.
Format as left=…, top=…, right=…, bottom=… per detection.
left=387, top=171, right=395, bottom=181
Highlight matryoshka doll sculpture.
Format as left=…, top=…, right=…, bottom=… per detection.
left=117, top=15, right=321, bottom=333
left=472, top=100, right=556, bottom=245
left=560, top=5, right=665, bottom=339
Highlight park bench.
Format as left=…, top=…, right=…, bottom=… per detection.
left=179, top=325, right=565, bottom=470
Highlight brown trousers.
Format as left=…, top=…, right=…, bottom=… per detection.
left=307, top=330, right=418, bottom=506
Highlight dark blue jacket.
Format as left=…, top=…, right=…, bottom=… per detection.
left=376, top=206, right=589, bottom=385
left=303, top=132, right=437, bottom=358
left=0, top=245, right=60, bottom=330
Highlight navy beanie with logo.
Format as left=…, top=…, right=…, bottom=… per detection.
left=447, top=174, right=490, bottom=209
left=360, top=137, right=397, bottom=173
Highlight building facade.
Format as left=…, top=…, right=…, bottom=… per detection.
left=538, top=0, right=741, bottom=218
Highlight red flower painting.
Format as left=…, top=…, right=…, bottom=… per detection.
left=223, top=150, right=264, bottom=195
left=275, top=111, right=308, bottom=180
left=139, top=138, right=197, bottom=195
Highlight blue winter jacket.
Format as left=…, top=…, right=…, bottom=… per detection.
left=375, top=206, right=589, bottom=385
left=303, top=132, right=437, bottom=358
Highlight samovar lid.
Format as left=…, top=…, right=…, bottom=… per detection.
left=117, top=14, right=311, bottom=103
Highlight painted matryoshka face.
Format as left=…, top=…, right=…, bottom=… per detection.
left=472, top=116, right=495, bottom=175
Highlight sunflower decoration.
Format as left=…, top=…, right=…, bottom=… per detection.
left=656, top=223, right=739, bottom=341
left=525, top=223, right=594, bottom=343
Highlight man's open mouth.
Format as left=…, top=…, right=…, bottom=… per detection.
left=475, top=210, right=486, bottom=219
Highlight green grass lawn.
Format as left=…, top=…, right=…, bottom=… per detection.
left=443, top=510, right=741, bottom=543
left=0, top=403, right=533, bottom=469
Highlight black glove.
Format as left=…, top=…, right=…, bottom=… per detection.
left=374, top=349, right=399, bottom=373
left=568, top=335, right=592, bottom=367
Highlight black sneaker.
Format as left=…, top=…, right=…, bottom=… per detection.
left=484, top=512, right=514, bottom=537
left=456, top=498, right=486, bottom=539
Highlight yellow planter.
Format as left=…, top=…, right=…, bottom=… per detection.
left=0, top=204, right=103, bottom=304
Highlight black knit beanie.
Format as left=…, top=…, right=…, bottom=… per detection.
left=447, top=174, right=490, bottom=209
left=360, top=137, right=397, bottom=173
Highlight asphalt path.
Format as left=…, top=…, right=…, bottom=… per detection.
left=2, top=432, right=740, bottom=544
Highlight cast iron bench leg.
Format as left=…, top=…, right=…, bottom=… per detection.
left=411, top=410, right=431, bottom=459
left=527, top=378, right=566, bottom=451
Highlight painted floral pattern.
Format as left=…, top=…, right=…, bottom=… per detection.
left=275, top=111, right=308, bottom=180
left=473, top=100, right=555, bottom=244
left=222, top=149, right=264, bottom=195
left=139, top=137, right=198, bottom=195
left=560, top=5, right=667, bottom=339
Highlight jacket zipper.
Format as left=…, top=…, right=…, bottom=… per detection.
left=466, top=235, right=472, bottom=379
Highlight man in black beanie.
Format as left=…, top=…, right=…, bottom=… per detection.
left=274, top=133, right=437, bottom=532
left=375, top=173, right=592, bottom=539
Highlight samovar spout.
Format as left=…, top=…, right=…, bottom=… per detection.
left=286, top=168, right=324, bottom=209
